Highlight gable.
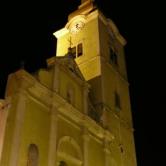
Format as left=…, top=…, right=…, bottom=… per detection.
left=47, top=56, right=85, bottom=82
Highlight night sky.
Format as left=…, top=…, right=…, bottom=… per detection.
left=0, top=0, right=164, bottom=165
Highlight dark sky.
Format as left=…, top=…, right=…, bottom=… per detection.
left=0, top=0, right=165, bottom=165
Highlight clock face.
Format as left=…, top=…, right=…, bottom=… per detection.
left=70, top=21, right=85, bottom=34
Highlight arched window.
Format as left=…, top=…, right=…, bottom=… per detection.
left=27, top=144, right=39, bottom=166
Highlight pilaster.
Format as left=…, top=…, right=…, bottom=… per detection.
left=0, top=99, right=10, bottom=163
left=48, top=106, right=58, bottom=166
left=9, top=92, right=26, bottom=166
left=101, top=107, right=108, bottom=129
left=82, top=128, right=90, bottom=166
left=103, top=138, right=111, bottom=166
left=83, top=85, right=89, bottom=115
left=53, top=63, right=60, bottom=93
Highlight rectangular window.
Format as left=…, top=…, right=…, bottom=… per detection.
left=68, top=43, right=83, bottom=59
left=77, top=43, right=83, bottom=57
left=115, top=91, right=121, bottom=110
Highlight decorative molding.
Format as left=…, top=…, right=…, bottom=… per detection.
left=89, top=133, right=102, bottom=144
left=77, top=9, right=99, bottom=24
left=84, top=115, right=114, bottom=141
left=27, top=84, right=52, bottom=110
left=53, top=28, right=69, bottom=38
left=76, top=54, right=100, bottom=67
left=27, top=94, right=50, bottom=111
left=57, top=114, right=82, bottom=131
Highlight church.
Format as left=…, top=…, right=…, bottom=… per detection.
left=0, top=0, right=137, bottom=165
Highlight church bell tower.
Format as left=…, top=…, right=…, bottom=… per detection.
left=54, top=0, right=137, bottom=166
left=0, top=1, right=137, bottom=166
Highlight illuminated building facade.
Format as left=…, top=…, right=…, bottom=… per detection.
left=0, top=0, right=137, bottom=166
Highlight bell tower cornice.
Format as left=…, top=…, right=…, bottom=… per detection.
left=68, top=0, right=95, bottom=21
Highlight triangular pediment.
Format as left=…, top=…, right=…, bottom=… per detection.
left=47, top=56, right=85, bottom=81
